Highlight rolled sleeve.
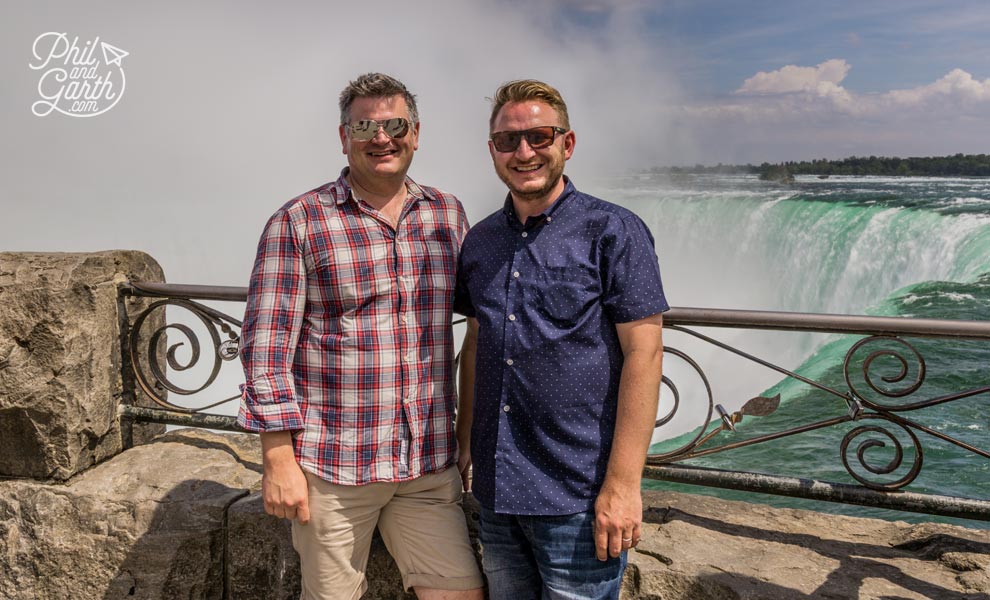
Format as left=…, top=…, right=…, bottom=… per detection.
left=238, top=372, right=304, bottom=431
left=238, top=209, right=307, bottom=432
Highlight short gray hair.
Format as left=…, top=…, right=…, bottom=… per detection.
left=338, top=73, right=419, bottom=125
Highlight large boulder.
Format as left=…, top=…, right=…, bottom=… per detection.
left=0, top=429, right=260, bottom=600
left=0, top=251, right=165, bottom=480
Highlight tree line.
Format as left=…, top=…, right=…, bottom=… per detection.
left=769, top=154, right=990, bottom=177
left=649, top=154, right=990, bottom=177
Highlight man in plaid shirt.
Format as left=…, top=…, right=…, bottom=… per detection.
left=239, top=73, right=483, bottom=599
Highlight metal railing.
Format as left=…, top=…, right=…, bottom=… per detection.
left=118, top=281, right=990, bottom=521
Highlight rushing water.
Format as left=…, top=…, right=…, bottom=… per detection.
left=589, top=173, right=990, bottom=526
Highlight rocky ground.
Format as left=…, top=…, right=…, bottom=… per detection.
left=1, top=429, right=987, bottom=599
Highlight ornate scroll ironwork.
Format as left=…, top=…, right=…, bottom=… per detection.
left=648, top=328, right=990, bottom=493
left=128, top=296, right=242, bottom=413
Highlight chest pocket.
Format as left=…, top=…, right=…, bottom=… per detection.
left=539, top=266, right=598, bottom=324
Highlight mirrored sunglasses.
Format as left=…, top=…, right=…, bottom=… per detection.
left=490, top=126, right=568, bottom=153
left=348, top=118, right=412, bottom=141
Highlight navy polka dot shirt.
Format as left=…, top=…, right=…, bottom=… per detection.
left=455, top=178, right=669, bottom=515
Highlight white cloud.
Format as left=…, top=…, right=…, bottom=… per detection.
left=736, top=59, right=850, bottom=95
left=884, top=68, right=990, bottom=107
left=695, top=60, right=990, bottom=122
left=678, top=60, right=990, bottom=163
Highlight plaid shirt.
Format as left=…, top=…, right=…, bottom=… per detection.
left=238, top=168, right=469, bottom=485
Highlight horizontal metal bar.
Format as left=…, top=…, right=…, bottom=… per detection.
left=123, top=282, right=248, bottom=302
left=644, top=464, right=990, bottom=522
left=119, top=405, right=244, bottom=432
left=121, top=281, right=990, bottom=339
left=664, top=307, right=990, bottom=339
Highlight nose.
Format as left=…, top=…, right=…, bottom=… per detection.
left=514, top=137, right=536, bottom=160
left=371, top=125, right=391, bottom=144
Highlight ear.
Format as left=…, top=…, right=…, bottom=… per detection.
left=488, top=139, right=496, bottom=161
left=562, top=130, right=576, bottom=161
left=339, top=124, right=348, bottom=155
left=412, top=120, right=420, bottom=151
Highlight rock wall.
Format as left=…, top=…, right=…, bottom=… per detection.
left=1, top=429, right=987, bottom=600
left=0, top=251, right=165, bottom=480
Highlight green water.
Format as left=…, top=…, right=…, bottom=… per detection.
left=600, top=174, right=990, bottom=527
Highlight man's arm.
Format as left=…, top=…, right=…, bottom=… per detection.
left=455, top=317, right=479, bottom=492
left=239, top=209, right=310, bottom=524
left=594, top=312, right=664, bottom=561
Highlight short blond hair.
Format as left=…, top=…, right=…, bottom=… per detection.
left=489, top=79, right=570, bottom=131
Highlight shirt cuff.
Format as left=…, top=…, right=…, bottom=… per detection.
left=237, top=372, right=305, bottom=432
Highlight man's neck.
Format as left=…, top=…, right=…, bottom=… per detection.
left=348, top=173, right=407, bottom=211
left=510, top=178, right=566, bottom=223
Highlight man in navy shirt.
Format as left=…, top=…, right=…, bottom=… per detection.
left=454, top=79, right=669, bottom=598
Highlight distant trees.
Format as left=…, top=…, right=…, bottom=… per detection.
left=652, top=154, right=990, bottom=177
left=764, top=154, right=990, bottom=177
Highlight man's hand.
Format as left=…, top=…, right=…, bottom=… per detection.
left=594, top=480, right=642, bottom=560
left=260, top=431, right=310, bottom=524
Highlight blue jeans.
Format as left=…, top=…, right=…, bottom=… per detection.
left=479, top=506, right=627, bottom=600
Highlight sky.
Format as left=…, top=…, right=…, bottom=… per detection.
left=2, top=0, right=988, bottom=286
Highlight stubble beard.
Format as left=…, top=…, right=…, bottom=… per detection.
left=498, top=161, right=565, bottom=203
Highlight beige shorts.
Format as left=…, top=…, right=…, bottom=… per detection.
left=292, top=466, right=483, bottom=600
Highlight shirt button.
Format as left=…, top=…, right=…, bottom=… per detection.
left=513, top=271, right=520, bottom=278
left=506, top=358, right=514, bottom=366
left=521, top=232, right=528, bottom=238
left=503, top=405, right=511, bottom=413
left=400, top=313, right=409, bottom=323
left=404, top=353, right=413, bottom=362
left=546, top=217, right=552, bottom=223
left=508, top=314, right=516, bottom=321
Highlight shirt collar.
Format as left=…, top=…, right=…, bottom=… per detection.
left=500, top=176, right=576, bottom=228
left=324, top=167, right=431, bottom=206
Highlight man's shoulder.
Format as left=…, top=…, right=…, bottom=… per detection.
left=566, top=188, right=655, bottom=245
left=273, top=181, right=338, bottom=218
left=570, top=188, right=642, bottom=224
left=411, top=180, right=465, bottom=213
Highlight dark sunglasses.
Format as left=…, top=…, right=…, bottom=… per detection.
left=348, top=118, right=413, bottom=141
left=490, top=126, right=568, bottom=153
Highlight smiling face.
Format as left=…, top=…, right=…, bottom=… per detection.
left=489, top=100, right=575, bottom=210
left=339, top=94, right=419, bottom=189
